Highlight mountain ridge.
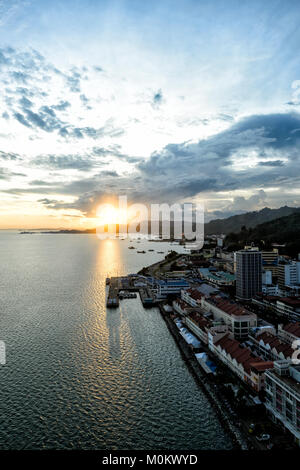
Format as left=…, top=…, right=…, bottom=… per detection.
left=205, top=205, right=300, bottom=235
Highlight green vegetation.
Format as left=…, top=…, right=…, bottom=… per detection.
left=205, top=206, right=300, bottom=235
left=225, top=212, right=300, bottom=257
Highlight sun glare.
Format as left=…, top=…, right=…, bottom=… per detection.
left=96, top=204, right=127, bottom=226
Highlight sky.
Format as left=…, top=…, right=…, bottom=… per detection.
left=1, top=0, right=300, bottom=228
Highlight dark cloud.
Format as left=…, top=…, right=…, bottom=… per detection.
left=137, top=112, right=300, bottom=201
left=258, top=160, right=285, bottom=167
left=30, top=112, right=300, bottom=216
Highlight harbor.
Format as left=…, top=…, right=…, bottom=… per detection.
left=106, top=275, right=155, bottom=308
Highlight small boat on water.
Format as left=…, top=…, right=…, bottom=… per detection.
left=157, top=251, right=164, bottom=254
left=128, top=246, right=135, bottom=249
left=137, top=250, right=146, bottom=254
left=148, top=249, right=154, bottom=251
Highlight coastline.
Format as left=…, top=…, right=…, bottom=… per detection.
left=157, top=303, right=250, bottom=450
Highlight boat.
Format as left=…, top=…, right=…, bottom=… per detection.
left=137, top=250, right=146, bottom=254
left=157, top=251, right=164, bottom=254
left=128, top=246, right=135, bottom=249
left=148, top=249, right=154, bottom=251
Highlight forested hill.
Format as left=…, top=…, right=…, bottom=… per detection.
left=224, top=212, right=300, bottom=257
left=205, top=206, right=300, bottom=235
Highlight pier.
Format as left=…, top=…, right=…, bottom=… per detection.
left=139, top=287, right=155, bottom=307
left=106, top=275, right=156, bottom=308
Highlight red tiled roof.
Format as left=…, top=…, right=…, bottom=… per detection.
left=283, top=322, right=300, bottom=338
left=257, top=332, right=294, bottom=358
left=208, top=296, right=253, bottom=317
left=186, top=288, right=203, bottom=301
left=174, top=299, right=190, bottom=311
left=278, top=297, right=300, bottom=307
left=250, top=361, right=274, bottom=372
left=188, top=311, right=211, bottom=330
left=215, top=334, right=269, bottom=374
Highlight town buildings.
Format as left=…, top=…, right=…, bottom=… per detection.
left=201, top=295, right=257, bottom=339
left=208, top=330, right=273, bottom=392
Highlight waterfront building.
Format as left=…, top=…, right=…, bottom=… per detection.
left=201, top=295, right=257, bottom=340
left=181, top=288, right=203, bottom=307
left=184, top=312, right=212, bottom=344
left=248, top=330, right=294, bottom=362
left=172, top=299, right=192, bottom=317
left=236, top=249, right=262, bottom=301
left=153, top=278, right=190, bottom=300
left=265, top=361, right=300, bottom=446
left=208, top=330, right=273, bottom=392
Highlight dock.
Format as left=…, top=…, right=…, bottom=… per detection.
left=106, top=275, right=156, bottom=308
left=139, top=287, right=155, bottom=308
left=106, top=277, right=121, bottom=308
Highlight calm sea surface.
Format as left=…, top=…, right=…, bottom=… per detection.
left=0, top=232, right=233, bottom=450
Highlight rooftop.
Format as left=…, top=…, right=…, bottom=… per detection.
left=282, top=322, right=300, bottom=338
left=256, top=331, right=294, bottom=359
left=215, top=333, right=271, bottom=374
left=278, top=297, right=300, bottom=307
left=188, top=311, right=211, bottom=330
left=185, top=288, right=204, bottom=301
left=206, top=295, right=255, bottom=317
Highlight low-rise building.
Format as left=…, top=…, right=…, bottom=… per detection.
left=199, top=268, right=235, bottom=286
left=265, top=361, right=300, bottom=446
left=278, top=322, right=300, bottom=345
left=185, top=312, right=212, bottom=344
left=201, top=295, right=257, bottom=340
left=253, top=295, right=300, bottom=320
left=153, top=278, right=190, bottom=300
left=181, top=288, right=203, bottom=307
left=208, top=331, right=273, bottom=392
left=249, top=330, right=294, bottom=362
left=276, top=297, right=300, bottom=320
left=172, top=299, right=192, bottom=317
left=262, top=284, right=279, bottom=296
